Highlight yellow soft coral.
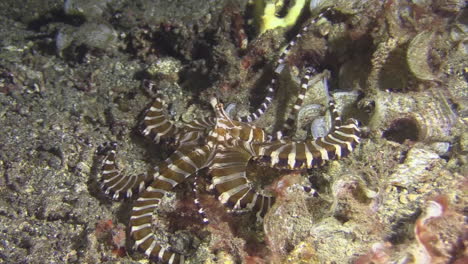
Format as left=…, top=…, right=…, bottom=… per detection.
left=254, top=0, right=308, bottom=34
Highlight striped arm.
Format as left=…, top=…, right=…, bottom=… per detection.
left=210, top=98, right=267, bottom=145
left=98, top=142, right=151, bottom=199
left=228, top=122, right=267, bottom=144
left=141, top=95, right=179, bottom=144
left=328, top=97, right=342, bottom=130
left=183, top=116, right=216, bottom=131
left=142, top=79, right=215, bottom=145
left=258, top=118, right=360, bottom=170
left=209, top=147, right=275, bottom=222
left=275, top=76, right=343, bottom=141
left=176, top=131, right=206, bottom=147
left=176, top=117, right=216, bottom=146
left=280, top=66, right=318, bottom=135
left=235, top=19, right=301, bottom=123
left=236, top=68, right=279, bottom=123
left=192, top=175, right=209, bottom=224
left=236, top=7, right=331, bottom=124
left=130, top=145, right=213, bottom=264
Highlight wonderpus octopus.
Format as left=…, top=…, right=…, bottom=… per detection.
left=96, top=7, right=361, bottom=264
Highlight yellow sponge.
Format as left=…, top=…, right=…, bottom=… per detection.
left=257, top=0, right=307, bottom=34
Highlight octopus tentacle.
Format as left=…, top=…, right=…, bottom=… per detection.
left=130, top=145, right=214, bottom=264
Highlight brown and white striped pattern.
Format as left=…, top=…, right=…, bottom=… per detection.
left=130, top=145, right=214, bottom=264
left=142, top=96, right=179, bottom=144
left=209, top=147, right=274, bottom=221
left=236, top=59, right=281, bottom=123
left=206, top=99, right=274, bottom=220
left=256, top=118, right=360, bottom=170
left=277, top=66, right=319, bottom=139
left=237, top=7, right=331, bottom=123
left=98, top=142, right=151, bottom=199
left=235, top=21, right=299, bottom=123
left=100, top=94, right=360, bottom=263
left=98, top=6, right=361, bottom=263
left=176, top=117, right=216, bottom=146
left=142, top=89, right=216, bottom=148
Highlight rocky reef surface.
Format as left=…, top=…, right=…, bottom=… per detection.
left=0, top=0, right=466, bottom=263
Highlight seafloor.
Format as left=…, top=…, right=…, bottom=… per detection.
left=0, top=0, right=466, bottom=263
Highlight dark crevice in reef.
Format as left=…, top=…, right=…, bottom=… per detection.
left=382, top=117, right=420, bottom=144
